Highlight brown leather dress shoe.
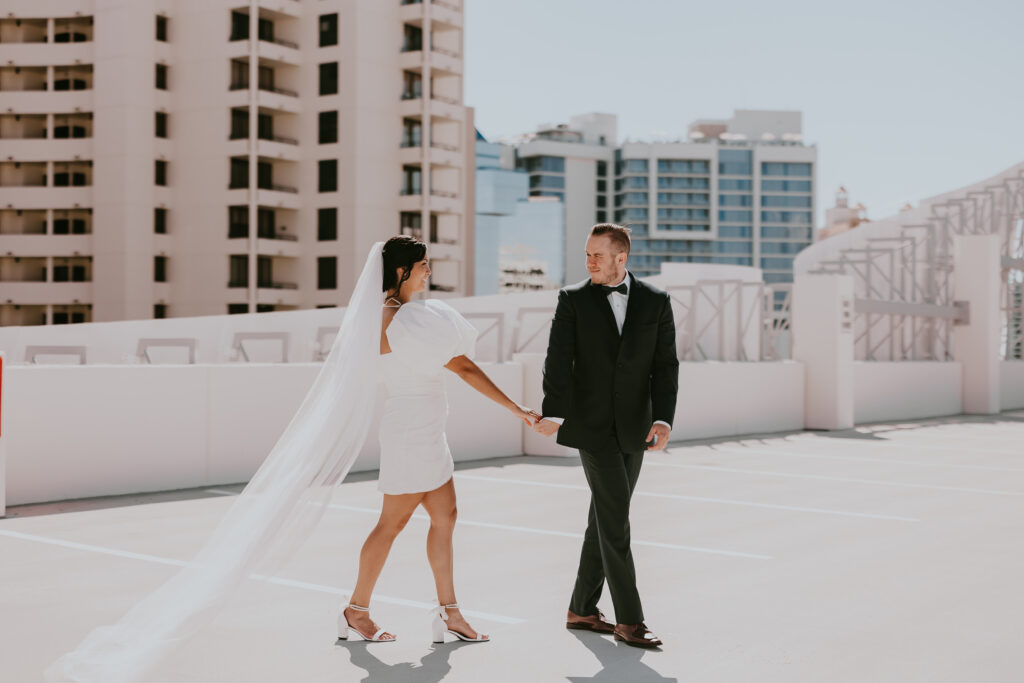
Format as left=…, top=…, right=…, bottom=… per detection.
left=613, top=622, right=663, bottom=648
left=566, top=609, right=615, bottom=634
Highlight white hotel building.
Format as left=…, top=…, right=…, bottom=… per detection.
left=513, top=110, right=817, bottom=298
left=0, top=0, right=473, bottom=326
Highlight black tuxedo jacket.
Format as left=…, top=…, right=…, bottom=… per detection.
left=542, top=273, right=680, bottom=454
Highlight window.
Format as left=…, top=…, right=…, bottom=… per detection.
left=229, top=158, right=248, bottom=189
left=596, top=161, right=607, bottom=177
left=402, top=165, right=421, bottom=195
left=761, top=225, right=812, bottom=240
left=762, top=179, right=812, bottom=192
left=718, top=149, right=752, bottom=176
left=529, top=175, right=565, bottom=189
left=318, top=208, right=337, bottom=240
left=154, top=207, right=167, bottom=234
left=319, top=159, right=337, bottom=192
left=228, top=304, right=248, bottom=314
left=761, top=211, right=812, bottom=224
left=319, top=62, right=338, bottom=95
left=318, top=256, right=337, bottom=289
left=618, top=159, right=649, bottom=174
left=53, top=312, right=69, bottom=324
left=762, top=241, right=806, bottom=254
left=718, top=210, right=752, bottom=222
left=155, top=160, right=167, bottom=186
left=762, top=162, right=812, bottom=177
left=712, top=241, right=752, bottom=254
left=229, top=255, right=248, bottom=287
left=656, top=159, right=707, bottom=174
left=319, top=111, right=338, bottom=144
left=230, top=12, right=249, bottom=40
left=228, top=206, right=247, bottom=237
left=402, top=71, right=422, bottom=100
left=718, top=225, right=751, bottom=238
left=156, top=15, right=168, bottom=41
left=154, top=256, right=167, bottom=282
left=761, top=256, right=796, bottom=270
left=155, top=111, right=167, bottom=138
left=155, top=63, right=167, bottom=90
left=523, top=156, right=565, bottom=173
left=402, top=24, right=422, bottom=52
left=154, top=304, right=167, bottom=319
left=230, top=108, right=248, bottom=139
left=718, top=194, right=752, bottom=207
left=762, top=195, right=812, bottom=208
left=719, top=178, right=752, bottom=191
left=596, top=211, right=607, bottom=222
left=319, top=13, right=338, bottom=47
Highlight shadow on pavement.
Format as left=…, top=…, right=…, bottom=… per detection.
left=336, top=640, right=475, bottom=682
left=566, top=630, right=678, bottom=682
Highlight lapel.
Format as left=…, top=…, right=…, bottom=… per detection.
left=587, top=279, right=621, bottom=341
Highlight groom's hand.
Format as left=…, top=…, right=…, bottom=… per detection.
left=645, top=423, right=671, bottom=451
left=533, top=419, right=560, bottom=437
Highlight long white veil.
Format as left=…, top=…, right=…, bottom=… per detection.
left=45, top=242, right=386, bottom=682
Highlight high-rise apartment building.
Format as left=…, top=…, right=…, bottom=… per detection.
left=0, top=0, right=472, bottom=326
left=512, top=110, right=817, bottom=297
left=474, top=133, right=564, bottom=295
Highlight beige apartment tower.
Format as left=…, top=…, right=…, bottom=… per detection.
left=0, top=0, right=473, bottom=326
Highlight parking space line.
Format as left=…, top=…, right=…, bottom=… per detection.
left=0, top=528, right=525, bottom=624
left=203, top=490, right=773, bottom=560
left=450, top=474, right=919, bottom=522
left=644, top=462, right=1024, bottom=495
left=682, top=446, right=1024, bottom=473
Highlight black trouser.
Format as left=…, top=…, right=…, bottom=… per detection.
left=569, top=447, right=645, bottom=625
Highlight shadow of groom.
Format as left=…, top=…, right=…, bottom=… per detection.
left=566, top=631, right=678, bottom=683
left=337, top=640, right=475, bottom=683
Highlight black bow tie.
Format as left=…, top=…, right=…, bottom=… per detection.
left=601, top=283, right=627, bottom=296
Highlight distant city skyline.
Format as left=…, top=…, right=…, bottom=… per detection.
left=465, top=0, right=1023, bottom=226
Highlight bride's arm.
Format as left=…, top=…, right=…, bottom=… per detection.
left=444, top=355, right=538, bottom=425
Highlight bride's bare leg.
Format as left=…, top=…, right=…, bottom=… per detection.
left=421, top=478, right=486, bottom=640
left=346, top=492, right=422, bottom=638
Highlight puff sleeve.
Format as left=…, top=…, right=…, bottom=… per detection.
left=386, top=299, right=478, bottom=366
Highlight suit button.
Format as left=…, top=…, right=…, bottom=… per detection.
left=617, top=363, right=623, bottom=368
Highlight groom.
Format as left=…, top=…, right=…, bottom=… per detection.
left=533, top=223, right=679, bottom=649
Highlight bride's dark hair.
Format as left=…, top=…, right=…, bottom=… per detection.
left=382, top=235, right=427, bottom=293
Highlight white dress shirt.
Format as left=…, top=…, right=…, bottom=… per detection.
left=546, top=271, right=670, bottom=435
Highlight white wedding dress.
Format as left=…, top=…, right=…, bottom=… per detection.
left=45, top=242, right=461, bottom=682
left=378, top=299, right=478, bottom=494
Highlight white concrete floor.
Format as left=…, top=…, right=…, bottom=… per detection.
left=3, top=411, right=1024, bottom=682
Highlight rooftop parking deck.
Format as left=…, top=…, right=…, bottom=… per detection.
left=3, top=412, right=1024, bottom=682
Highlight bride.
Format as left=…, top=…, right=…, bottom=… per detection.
left=46, top=236, right=537, bottom=681
left=341, top=235, right=538, bottom=644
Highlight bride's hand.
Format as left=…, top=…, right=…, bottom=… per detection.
left=513, top=405, right=542, bottom=426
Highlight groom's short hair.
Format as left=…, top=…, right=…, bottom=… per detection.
left=590, top=223, right=631, bottom=255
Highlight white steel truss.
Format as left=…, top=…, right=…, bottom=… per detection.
left=807, top=166, right=1024, bottom=360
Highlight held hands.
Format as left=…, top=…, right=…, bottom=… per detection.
left=513, top=405, right=543, bottom=427
left=645, top=423, right=671, bottom=451
left=532, top=419, right=560, bottom=437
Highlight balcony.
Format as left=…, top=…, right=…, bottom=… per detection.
left=0, top=186, right=92, bottom=209
left=0, top=281, right=92, bottom=305
left=0, top=234, right=92, bottom=256
left=1, top=138, right=92, bottom=163
left=430, top=1, right=464, bottom=29
left=0, top=42, right=94, bottom=66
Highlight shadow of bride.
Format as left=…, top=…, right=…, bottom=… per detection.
left=336, top=640, right=475, bottom=683
left=566, top=631, right=678, bottom=683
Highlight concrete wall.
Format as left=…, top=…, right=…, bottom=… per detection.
left=672, top=361, right=805, bottom=440
left=3, top=361, right=522, bottom=507
left=1002, top=361, right=1024, bottom=409
left=854, top=361, right=963, bottom=424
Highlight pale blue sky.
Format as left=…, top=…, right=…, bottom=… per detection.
left=465, top=0, right=1023, bottom=224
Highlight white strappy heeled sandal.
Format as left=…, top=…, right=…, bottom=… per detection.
left=338, top=599, right=395, bottom=642
left=431, top=603, right=490, bottom=643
